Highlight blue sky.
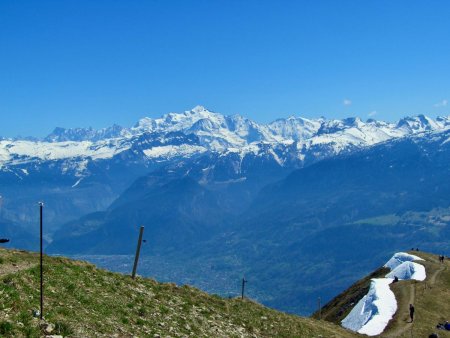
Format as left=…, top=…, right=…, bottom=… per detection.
left=1, top=0, right=450, bottom=137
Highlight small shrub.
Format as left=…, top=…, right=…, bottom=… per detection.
left=2, top=276, right=13, bottom=285
left=18, top=311, right=30, bottom=325
left=23, top=325, right=40, bottom=337
left=0, top=321, right=13, bottom=335
left=138, top=307, right=147, bottom=317
left=66, top=283, right=76, bottom=293
left=159, top=305, right=169, bottom=315
left=55, top=321, right=74, bottom=336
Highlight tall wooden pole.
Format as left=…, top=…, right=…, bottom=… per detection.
left=39, top=202, right=44, bottom=320
left=241, top=277, right=247, bottom=300
left=132, top=226, right=144, bottom=279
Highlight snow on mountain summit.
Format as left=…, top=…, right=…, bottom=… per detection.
left=133, top=106, right=225, bottom=133
left=39, top=107, right=450, bottom=150
left=45, top=124, right=129, bottom=142
left=396, top=114, right=442, bottom=133
left=268, top=116, right=322, bottom=141
left=2, top=106, right=450, bottom=178
left=132, top=106, right=279, bottom=150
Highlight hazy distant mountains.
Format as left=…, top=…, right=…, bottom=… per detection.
left=46, top=125, right=450, bottom=314
left=0, top=106, right=450, bottom=240
left=1, top=105, right=449, bottom=238
left=1, top=106, right=450, bottom=314
left=4, top=106, right=450, bottom=167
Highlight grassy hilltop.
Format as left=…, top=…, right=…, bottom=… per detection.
left=0, top=248, right=356, bottom=337
left=313, top=251, right=450, bottom=338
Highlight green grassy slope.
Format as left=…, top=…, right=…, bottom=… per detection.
left=382, top=252, right=450, bottom=338
left=313, top=251, right=450, bottom=337
left=0, top=248, right=358, bottom=337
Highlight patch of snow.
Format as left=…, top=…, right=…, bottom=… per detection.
left=143, top=145, right=206, bottom=159
left=342, top=278, right=397, bottom=336
left=0, top=139, right=130, bottom=163
left=442, top=136, right=450, bottom=145
left=72, top=177, right=83, bottom=188
left=342, top=252, right=427, bottom=336
left=384, top=252, right=424, bottom=270
left=385, top=261, right=426, bottom=281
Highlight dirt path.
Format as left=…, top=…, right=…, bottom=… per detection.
left=384, top=283, right=416, bottom=338
left=429, top=263, right=446, bottom=286
left=384, top=262, right=447, bottom=337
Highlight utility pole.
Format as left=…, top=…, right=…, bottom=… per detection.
left=39, top=202, right=44, bottom=320
left=132, top=226, right=145, bottom=279
left=241, top=277, right=247, bottom=300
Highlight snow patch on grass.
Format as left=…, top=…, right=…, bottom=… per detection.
left=342, top=252, right=426, bottom=335
left=342, top=278, right=397, bottom=336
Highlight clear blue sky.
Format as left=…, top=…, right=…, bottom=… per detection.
left=1, top=0, right=450, bottom=137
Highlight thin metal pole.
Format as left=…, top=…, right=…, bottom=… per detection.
left=132, top=226, right=144, bottom=279
left=39, top=202, right=44, bottom=320
left=241, top=277, right=247, bottom=300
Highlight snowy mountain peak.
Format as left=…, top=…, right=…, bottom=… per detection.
left=134, top=117, right=154, bottom=130
left=268, top=116, right=322, bottom=141
left=396, top=114, right=439, bottom=132
left=190, top=105, right=209, bottom=114
left=342, top=117, right=363, bottom=127
left=45, top=124, right=128, bottom=142
left=3, top=107, right=450, bottom=178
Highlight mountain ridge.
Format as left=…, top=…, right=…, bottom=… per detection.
left=4, top=106, right=448, bottom=237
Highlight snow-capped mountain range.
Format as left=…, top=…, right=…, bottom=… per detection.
left=1, top=105, right=450, bottom=176
left=3, top=106, right=450, bottom=317
left=2, top=105, right=450, bottom=233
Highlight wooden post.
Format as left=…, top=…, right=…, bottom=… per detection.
left=132, top=226, right=144, bottom=279
left=39, top=202, right=44, bottom=320
left=241, top=277, right=247, bottom=300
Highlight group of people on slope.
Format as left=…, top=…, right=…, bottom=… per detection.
left=429, top=321, right=450, bottom=338
left=436, top=321, right=450, bottom=330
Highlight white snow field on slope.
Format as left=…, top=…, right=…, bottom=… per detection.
left=341, top=252, right=426, bottom=336
left=384, top=252, right=424, bottom=270
left=341, top=278, right=397, bottom=336
left=385, top=261, right=426, bottom=281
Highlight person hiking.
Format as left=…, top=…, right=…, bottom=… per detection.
left=409, top=304, right=415, bottom=322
